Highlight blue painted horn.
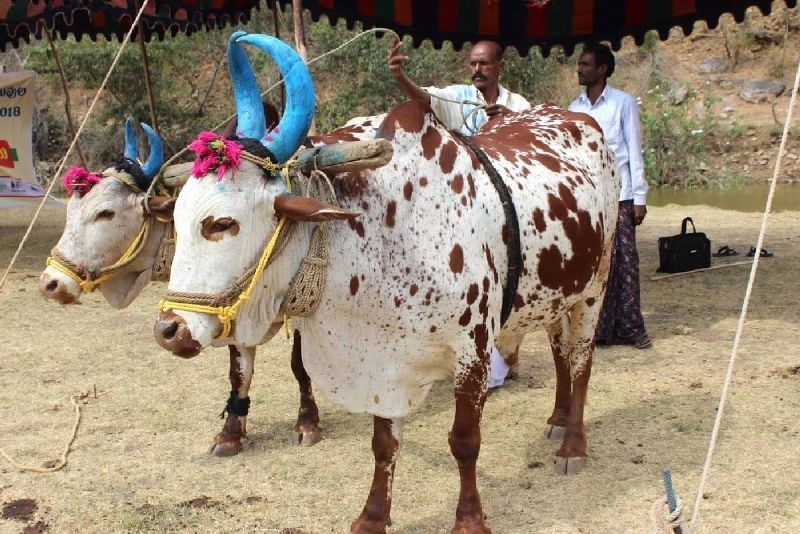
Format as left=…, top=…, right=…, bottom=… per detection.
left=227, top=31, right=315, bottom=164
left=122, top=118, right=164, bottom=179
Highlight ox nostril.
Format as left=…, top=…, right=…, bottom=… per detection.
left=45, top=280, right=58, bottom=293
left=159, top=320, right=179, bottom=341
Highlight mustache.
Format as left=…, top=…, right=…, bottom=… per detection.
left=472, top=72, right=487, bottom=81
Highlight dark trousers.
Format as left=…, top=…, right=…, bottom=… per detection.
left=595, top=200, right=647, bottom=344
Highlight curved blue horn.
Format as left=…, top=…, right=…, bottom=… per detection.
left=229, top=32, right=315, bottom=163
left=227, top=31, right=267, bottom=142
left=123, top=118, right=138, bottom=161
left=140, top=123, right=164, bottom=179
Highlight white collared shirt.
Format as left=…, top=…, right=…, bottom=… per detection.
left=568, top=83, right=648, bottom=205
left=425, top=84, right=530, bottom=136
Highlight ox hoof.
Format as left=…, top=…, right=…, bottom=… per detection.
left=451, top=517, right=491, bottom=534
left=350, top=517, right=388, bottom=534
left=554, top=455, right=587, bottom=476
left=209, top=439, right=244, bottom=457
left=543, top=424, right=566, bottom=441
left=291, top=426, right=323, bottom=447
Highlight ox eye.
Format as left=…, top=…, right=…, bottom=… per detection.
left=201, top=216, right=240, bottom=241
left=95, top=209, right=115, bottom=221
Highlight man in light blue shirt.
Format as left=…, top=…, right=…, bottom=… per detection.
left=568, top=43, right=652, bottom=350
left=388, top=38, right=530, bottom=136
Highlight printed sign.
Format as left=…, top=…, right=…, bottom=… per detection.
left=0, top=71, right=37, bottom=183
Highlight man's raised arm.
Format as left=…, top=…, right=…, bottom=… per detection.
left=388, top=38, right=431, bottom=105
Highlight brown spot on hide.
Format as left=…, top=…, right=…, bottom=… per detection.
left=535, top=153, right=562, bottom=172
left=533, top=208, right=547, bottom=233
left=394, top=296, right=402, bottom=307
left=377, top=100, right=428, bottom=141
left=513, top=293, right=524, bottom=311
left=421, top=126, right=442, bottom=160
left=449, top=244, right=464, bottom=274
left=466, top=174, right=476, bottom=199
left=409, top=283, right=418, bottom=296
left=466, top=283, right=479, bottom=305
left=429, top=325, right=437, bottom=333
left=459, top=307, right=472, bottom=326
left=538, top=185, right=604, bottom=296
left=311, top=124, right=362, bottom=143
left=484, top=246, right=498, bottom=283
left=419, top=176, right=428, bottom=187
left=350, top=276, right=360, bottom=296
left=386, top=201, right=396, bottom=227
left=336, top=171, right=369, bottom=200
left=403, top=182, right=413, bottom=200
left=439, top=141, right=458, bottom=174
left=451, top=174, right=464, bottom=194
left=347, top=218, right=365, bottom=238
left=586, top=297, right=596, bottom=306
left=588, top=141, right=598, bottom=151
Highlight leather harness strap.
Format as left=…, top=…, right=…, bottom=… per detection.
left=457, top=134, right=522, bottom=327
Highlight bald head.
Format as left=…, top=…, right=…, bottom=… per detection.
left=473, top=40, right=503, bottom=61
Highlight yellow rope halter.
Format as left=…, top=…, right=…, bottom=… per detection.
left=46, top=218, right=151, bottom=293
left=157, top=161, right=295, bottom=340
left=44, top=169, right=164, bottom=293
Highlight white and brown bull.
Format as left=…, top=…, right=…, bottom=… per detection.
left=155, top=32, right=619, bottom=532
left=37, top=118, right=389, bottom=455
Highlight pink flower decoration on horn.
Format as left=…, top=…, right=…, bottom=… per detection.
left=188, top=131, right=242, bottom=182
left=63, top=166, right=102, bottom=197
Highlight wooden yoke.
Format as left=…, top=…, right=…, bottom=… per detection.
left=159, top=139, right=393, bottom=189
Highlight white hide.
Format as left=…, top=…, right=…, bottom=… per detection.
left=164, top=105, right=619, bottom=419
left=40, top=178, right=167, bottom=308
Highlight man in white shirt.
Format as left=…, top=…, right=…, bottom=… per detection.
left=568, top=43, right=652, bottom=350
left=387, top=38, right=530, bottom=136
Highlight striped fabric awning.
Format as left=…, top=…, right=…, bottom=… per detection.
left=0, top=0, right=261, bottom=50
left=278, top=0, right=797, bottom=56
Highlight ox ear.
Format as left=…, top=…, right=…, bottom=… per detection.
left=274, top=194, right=359, bottom=222
left=146, top=196, right=176, bottom=220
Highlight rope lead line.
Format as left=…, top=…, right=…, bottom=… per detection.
left=689, top=51, right=800, bottom=530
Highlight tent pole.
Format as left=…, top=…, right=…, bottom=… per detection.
left=271, top=0, right=285, bottom=112
left=292, top=0, right=315, bottom=135
left=134, top=0, right=159, bottom=135
left=44, top=28, right=87, bottom=168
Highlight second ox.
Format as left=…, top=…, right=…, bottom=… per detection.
left=155, top=32, right=619, bottom=532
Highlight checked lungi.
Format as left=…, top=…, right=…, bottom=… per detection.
left=595, top=200, right=647, bottom=345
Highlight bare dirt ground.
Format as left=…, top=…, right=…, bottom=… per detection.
left=1, top=200, right=799, bottom=533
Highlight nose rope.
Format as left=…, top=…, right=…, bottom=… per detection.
left=158, top=160, right=297, bottom=340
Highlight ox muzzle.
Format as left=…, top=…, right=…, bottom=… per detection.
left=154, top=310, right=206, bottom=358
left=38, top=270, right=80, bottom=305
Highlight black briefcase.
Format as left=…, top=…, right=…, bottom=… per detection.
left=657, top=217, right=711, bottom=273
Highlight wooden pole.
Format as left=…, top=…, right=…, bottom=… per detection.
left=44, top=28, right=87, bottom=168
left=292, top=0, right=315, bottom=135
left=135, top=0, right=159, bottom=135
left=271, top=0, right=285, bottom=112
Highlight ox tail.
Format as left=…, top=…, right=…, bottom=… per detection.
left=227, top=32, right=315, bottom=164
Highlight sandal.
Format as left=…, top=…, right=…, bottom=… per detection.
left=746, top=246, right=774, bottom=258
left=713, top=246, right=738, bottom=257
left=634, top=335, right=653, bottom=350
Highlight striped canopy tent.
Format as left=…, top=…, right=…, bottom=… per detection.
left=278, top=0, right=797, bottom=56
left=0, top=0, right=261, bottom=50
